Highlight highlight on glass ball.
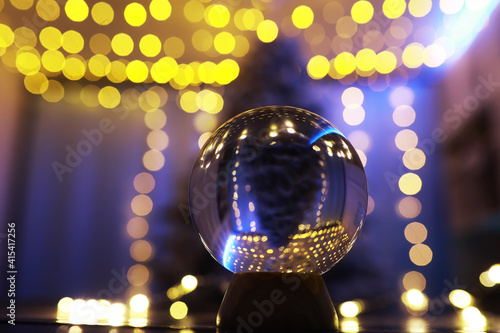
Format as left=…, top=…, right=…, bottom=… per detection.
left=189, top=106, right=368, bottom=275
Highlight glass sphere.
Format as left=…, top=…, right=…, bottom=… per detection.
left=189, top=106, right=368, bottom=274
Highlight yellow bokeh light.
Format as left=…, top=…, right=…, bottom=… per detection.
left=196, top=90, right=218, bottom=113
left=140, top=34, right=162, bottom=57
left=172, top=63, right=194, bottom=87
left=127, top=217, right=149, bottom=239
left=351, top=1, right=374, bottom=24
left=339, top=301, right=362, bottom=317
left=16, top=50, right=40, bottom=75
left=404, top=222, right=427, bottom=244
left=307, top=55, right=329, bottom=79
left=130, top=240, right=153, bottom=262
left=403, top=148, right=426, bottom=170
left=36, top=0, right=60, bottom=21
left=163, top=37, right=184, bottom=59
left=131, top=194, right=153, bottom=216
left=180, top=91, right=199, bottom=113
left=395, top=129, right=418, bottom=151
left=58, top=297, right=74, bottom=312
left=89, top=54, right=110, bottom=77
left=124, top=2, right=147, bottom=27
left=192, top=29, right=212, bottom=52
left=130, top=294, right=149, bottom=312
left=14, top=27, right=37, bottom=49
left=409, top=0, right=432, bottom=18
left=143, top=149, right=165, bottom=171
left=334, top=52, right=356, bottom=75
left=65, top=0, right=89, bottom=22
left=91, top=2, right=113, bottom=25
left=489, top=264, right=500, bottom=283
left=147, top=130, right=169, bottom=150
left=170, top=301, right=188, bottom=320
left=462, top=306, right=487, bottom=329
left=62, top=30, right=84, bottom=54
left=356, top=49, right=376, bottom=71
left=0, top=24, right=14, bottom=48
left=205, top=4, right=230, bottom=28
left=198, top=61, right=216, bottom=84
left=145, top=109, right=167, bottom=130
left=292, top=5, right=314, bottom=29
left=232, top=35, right=249, bottom=57
left=151, top=56, right=178, bottom=84
left=194, top=113, right=217, bottom=133
left=214, top=32, right=235, bottom=55
left=449, top=290, right=472, bottom=309
left=42, top=49, right=65, bottom=72
left=184, top=0, right=204, bottom=23
left=112, top=33, right=134, bottom=56
left=89, top=33, right=111, bottom=55
left=126, top=60, right=149, bottom=83
left=198, top=132, right=212, bottom=149
left=215, top=59, right=239, bottom=85
left=107, top=60, right=127, bottom=83
left=398, top=196, right=422, bottom=219
left=257, top=20, right=278, bottom=43
left=403, top=271, right=426, bottom=291
left=479, top=271, right=496, bottom=287
left=403, top=289, right=428, bottom=310
left=383, top=0, right=407, bottom=19
left=403, top=43, right=424, bottom=68
left=39, top=27, right=62, bottom=50
left=150, top=0, right=171, bottom=21
left=24, top=72, right=48, bottom=94
left=376, top=51, right=397, bottom=74
left=138, top=90, right=160, bottom=112
left=336, top=16, right=357, bottom=38
left=42, top=80, right=64, bottom=103
left=242, top=8, right=264, bottom=31
left=11, top=0, right=33, bottom=10
left=181, top=275, right=198, bottom=291
left=409, top=244, right=433, bottom=266
left=80, top=84, right=99, bottom=107
left=399, top=173, right=422, bottom=195
left=98, top=86, right=120, bottom=109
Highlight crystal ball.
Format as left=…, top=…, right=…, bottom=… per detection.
left=189, top=106, right=368, bottom=274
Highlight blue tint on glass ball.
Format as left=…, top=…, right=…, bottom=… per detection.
left=189, top=106, right=368, bottom=274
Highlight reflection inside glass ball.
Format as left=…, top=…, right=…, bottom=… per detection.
left=189, top=106, right=368, bottom=274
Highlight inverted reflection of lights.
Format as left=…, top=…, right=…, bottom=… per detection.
left=449, top=289, right=472, bottom=309
left=406, top=317, right=429, bottom=333
left=341, top=318, right=359, bottom=332
left=339, top=300, right=363, bottom=317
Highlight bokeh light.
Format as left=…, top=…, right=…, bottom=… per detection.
left=409, top=244, right=433, bottom=266
left=403, top=271, right=426, bottom=291
left=292, top=5, right=314, bottom=29
left=170, top=301, right=188, bottom=320
left=404, top=222, right=428, bottom=244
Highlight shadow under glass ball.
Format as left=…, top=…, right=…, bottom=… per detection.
left=189, top=106, right=368, bottom=275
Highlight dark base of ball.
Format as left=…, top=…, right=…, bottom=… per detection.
left=217, top=272, right=338, bottom=331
